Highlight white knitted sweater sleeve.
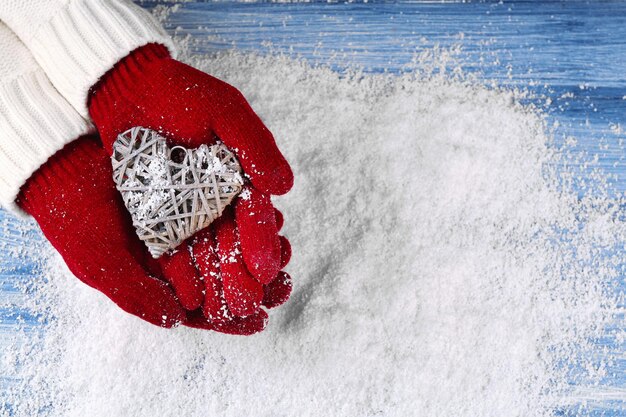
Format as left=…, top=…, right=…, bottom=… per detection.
left=0, top=23, right=92, bottom=216
left=0, top=0, right=175, bottom=118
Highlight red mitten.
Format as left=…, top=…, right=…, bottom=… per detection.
left=89, top=43, right=294, bottom=320
left=17, top=136, right=185, bottom=328
left=88, top=43, right=293, bottom=196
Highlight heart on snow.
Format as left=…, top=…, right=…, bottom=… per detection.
left=111, top=126, right=244, bottom=258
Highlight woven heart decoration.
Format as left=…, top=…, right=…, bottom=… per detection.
left=111, top=126, right=244, bottom=258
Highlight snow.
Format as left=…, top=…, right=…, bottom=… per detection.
left=1, top=46, right=624, bottom=417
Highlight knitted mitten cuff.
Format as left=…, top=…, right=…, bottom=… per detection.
left=88, top=42, right=171, bottom=153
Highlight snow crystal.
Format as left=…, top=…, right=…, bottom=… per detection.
left=1, top=45, right=624, bottom=417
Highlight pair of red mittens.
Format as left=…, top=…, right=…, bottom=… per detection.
left=18, top=44, right=293, bottom=334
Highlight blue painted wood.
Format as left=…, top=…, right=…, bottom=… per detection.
left=1, top=1, right=624, bottom=415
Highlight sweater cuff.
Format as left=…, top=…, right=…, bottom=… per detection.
left=27, top=0, right=176, bottom=119
left=0, top=71, right=93, bottom=217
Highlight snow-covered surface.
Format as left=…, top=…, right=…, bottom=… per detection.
left=1, top=2, right=624, bottom=416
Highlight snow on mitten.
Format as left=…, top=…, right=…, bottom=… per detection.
left=17, top=136, right=186, bottom=328
left=88, top=43, right=293, bottom=319
left=18, top=136, right=278, bottom=334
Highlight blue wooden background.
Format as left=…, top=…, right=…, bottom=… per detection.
left=1, top=1, right=625, bottom=415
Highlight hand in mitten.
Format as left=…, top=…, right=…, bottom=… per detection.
left=89, top=43, right=294, bottom=321
left=17, top=136, right=290, bottom=334
left=89, top=44, right=293, bottom=196
left=18, top=136, right=185, bottom=328
left=185, top=208, right=293, bottom=334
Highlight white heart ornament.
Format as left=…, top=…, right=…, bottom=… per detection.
left=111, top=126, right=244, bottom=258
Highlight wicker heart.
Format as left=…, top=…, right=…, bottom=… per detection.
left=111, top=126, right=244, bottom=258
